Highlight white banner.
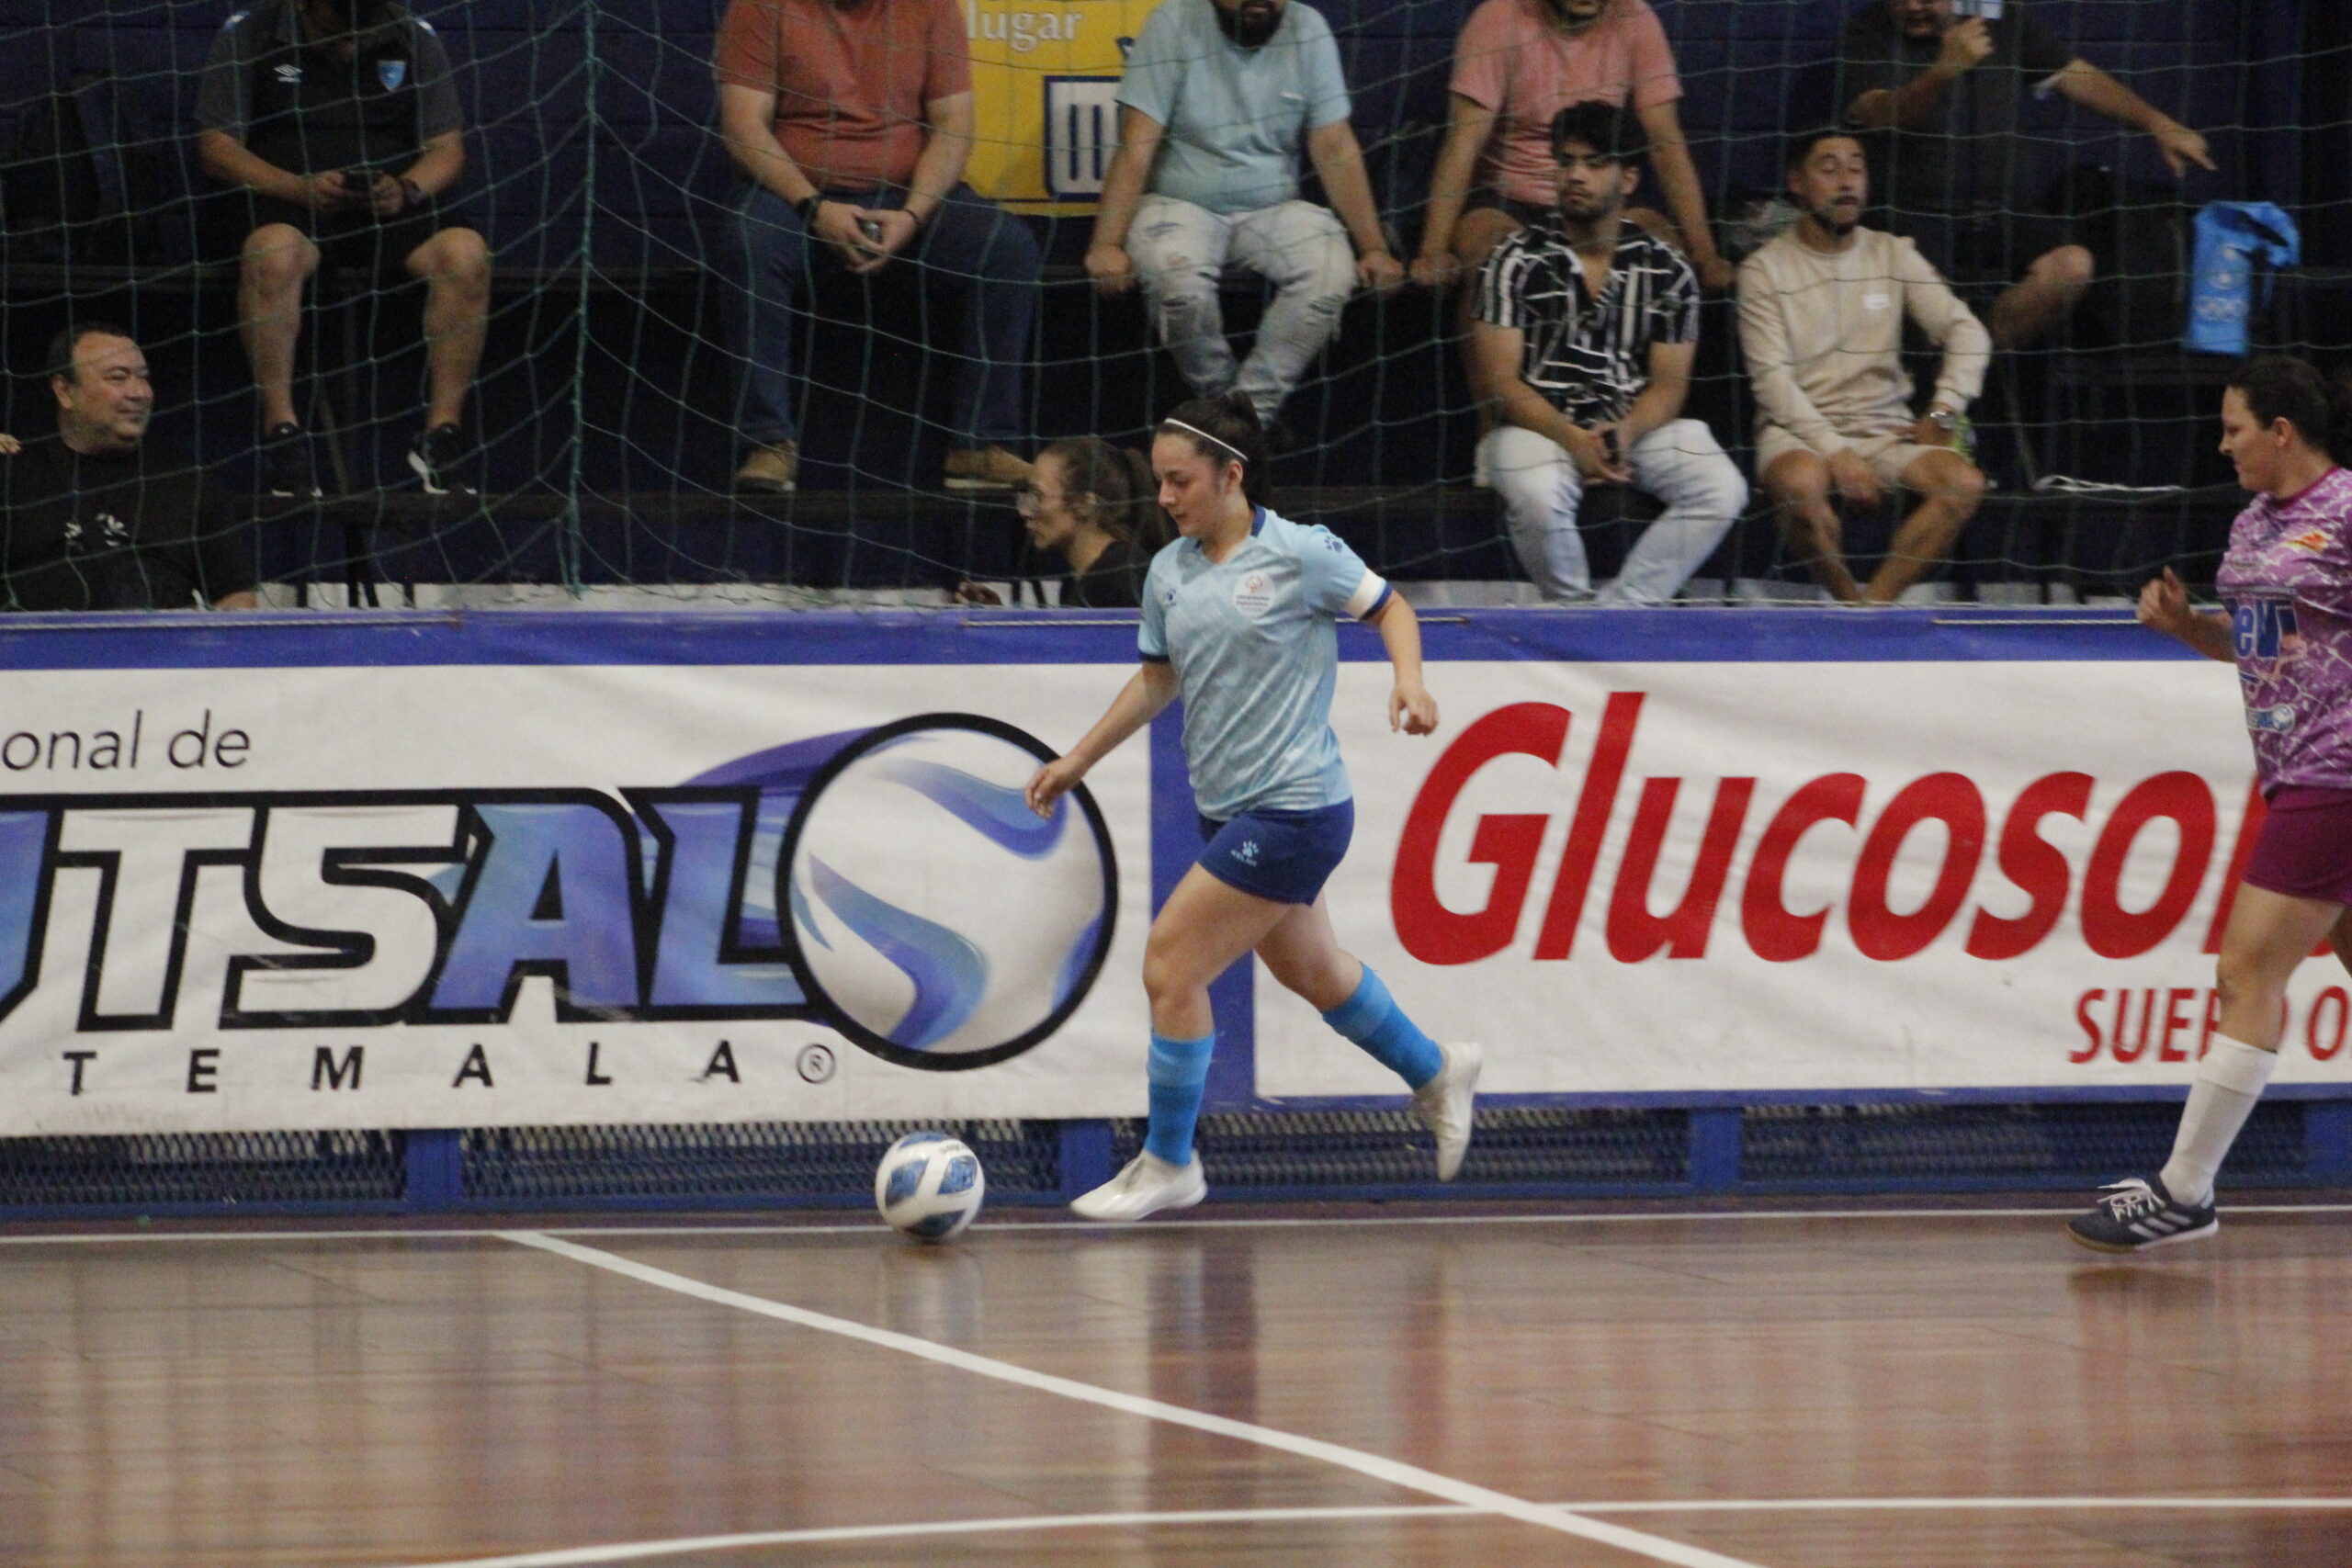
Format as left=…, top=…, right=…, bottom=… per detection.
left=0, top=660, right=1154, bottom=1134
left=1259, top=659, right=2352, bottom=1097
left=6, top=613, right=2340, bottom=1134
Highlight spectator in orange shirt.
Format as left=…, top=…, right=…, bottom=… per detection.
left=716, top=0, right=1040, bottom=493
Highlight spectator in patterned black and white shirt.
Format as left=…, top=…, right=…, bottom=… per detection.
left=1472, top=101, right=1744, bottom=604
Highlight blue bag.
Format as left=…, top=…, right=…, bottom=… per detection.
left=2185, top=202, right=2300, bottom=355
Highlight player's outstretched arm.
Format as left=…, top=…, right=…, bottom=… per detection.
left=0, top=433, right=18, bottom=456
left=1026, top=661, right=1180, bottom=817
left=2137, top=568, right=2233, bottom=662
left=1369, top=595, right=1438, bottom=736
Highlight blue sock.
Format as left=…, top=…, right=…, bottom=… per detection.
left=1144, top=1030, right=1216, bottom=1166
left=1321, top=966, right=1442, bottom=1089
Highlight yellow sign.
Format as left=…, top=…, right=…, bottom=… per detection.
left=962, top=0, right=1163, bottom=214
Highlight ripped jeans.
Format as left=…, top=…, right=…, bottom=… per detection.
left=1126, top=195, right=1355, bottom=426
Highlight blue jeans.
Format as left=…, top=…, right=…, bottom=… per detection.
left=734, top=181, right=1040, bottom=448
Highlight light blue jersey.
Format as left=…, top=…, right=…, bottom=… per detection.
left=1139, top=507, right=1392, bottom=818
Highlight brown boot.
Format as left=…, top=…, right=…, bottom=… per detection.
left=943, top=445, right=1032, bottom=491
left=734, top=440, right=797, bottom=494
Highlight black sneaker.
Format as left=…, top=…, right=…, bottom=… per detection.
left=261, top=423, right=320, bottom=499
left=2066, top=1175, right=2218, bottom=1254
left=408, top=423, right=478, bottom=496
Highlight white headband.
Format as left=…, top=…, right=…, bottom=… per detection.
left=1159, top=418, right=1249, bottom=464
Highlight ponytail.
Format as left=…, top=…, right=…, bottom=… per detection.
left=2228, top=354, right=2352, bottom=462
left=1158, top=391, right=1272, bottom=507
left=1037, top=435, right=1168, bottom=548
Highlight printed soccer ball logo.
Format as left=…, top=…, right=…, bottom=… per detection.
left=777, top=715, right=1116, bottom=1070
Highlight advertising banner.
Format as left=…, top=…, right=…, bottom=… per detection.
left=1258, top=648, right=2352, bottom=1100
left=0, top=609, right=2340, bottom=1135
left=0, top=618, right=1156, bottom=1134
left=963, top=0, right=1159, bottom=212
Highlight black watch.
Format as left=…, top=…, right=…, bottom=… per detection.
left=796, top=194, right=822, bottom=225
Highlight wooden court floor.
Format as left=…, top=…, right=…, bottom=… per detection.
left=3, top=1198, right=2350, bottom=1568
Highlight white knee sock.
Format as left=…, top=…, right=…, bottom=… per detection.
left=2158, top=1033, right=2278, bottom=1206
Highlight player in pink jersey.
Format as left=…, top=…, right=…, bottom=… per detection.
left=2071, top=355, right=2352, bottom=1252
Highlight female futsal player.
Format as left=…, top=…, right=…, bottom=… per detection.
left=2070, top=355, right=2352, bottom=1252
left=1026, top=393, right=1482, bottom=1222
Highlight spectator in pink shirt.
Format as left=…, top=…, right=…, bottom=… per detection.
left=1413, top=0, right=1728, bottom=425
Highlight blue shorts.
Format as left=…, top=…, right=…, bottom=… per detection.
left=1195, top=800, right=1354, bottom=905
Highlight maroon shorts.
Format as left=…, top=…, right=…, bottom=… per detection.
left=2244, top=784, right=2352, bottom=906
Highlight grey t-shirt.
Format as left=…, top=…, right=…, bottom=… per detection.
left=1833, top=0, right=2073, bottom=217
left=196, top=0, right=462, bottom=164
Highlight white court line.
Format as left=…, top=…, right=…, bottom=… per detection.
left=498, top=1229, right=1769, bottom=1568
left=379, top=1495, right=2352, bottom=1568
left=6, top=1201, right=2352, bottom=1245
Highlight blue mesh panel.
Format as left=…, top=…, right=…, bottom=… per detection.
left=1739, top=1101, right=2308, bottom=1184
left=460, top=1120, right=1059, bottom=1201
left=1117, top=1109, right=1691, bottom=1187
left=0, top=1132, right=404, bottom=1207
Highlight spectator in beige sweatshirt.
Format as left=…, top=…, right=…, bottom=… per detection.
left=1737, top=128, right=1990, bottom=604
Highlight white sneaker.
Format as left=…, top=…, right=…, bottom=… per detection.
left=1411, top=1041, right=1483, bottom=1180
left=1070, top=1150, right=1207, bottom=1223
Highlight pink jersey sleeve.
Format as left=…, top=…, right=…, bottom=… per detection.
left=1624, top=3, right=1683, bottom=109
left=1448, top=0, right=1513, bottom=113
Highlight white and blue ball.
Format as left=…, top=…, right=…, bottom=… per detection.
left=875, top=1131, right=986, bottom=1241
left=787, top=727, right=1108, bottom=1060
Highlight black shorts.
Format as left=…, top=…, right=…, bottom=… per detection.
left=1892, top=209, right=2082, bottom=288
left=238, top=196, right=446, bottom=281
left=1464, top=186, right=1554, bottom=231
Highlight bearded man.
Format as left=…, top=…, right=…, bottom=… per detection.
left=1084, top=0, right=1403, bottom=437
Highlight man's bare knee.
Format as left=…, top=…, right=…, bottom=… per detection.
left=2033, top=243, right=2095, bottom=293
left=1919, top=457, right=1987, bottom=515
left=242, top=226, right=319, bottom=294
left=411, top=227, right=492, bottom=288
left=1763, top=454, right=1831, bottom=512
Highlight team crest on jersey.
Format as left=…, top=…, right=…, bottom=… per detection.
left=379, top=59, right=408, bottom=90
left=2285, top=527, right=2329, bottom=553
left=1231, top=571, right=1272, bottom=616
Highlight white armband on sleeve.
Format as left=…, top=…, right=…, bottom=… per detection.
left=1345, top=570, right=1392, bottom=620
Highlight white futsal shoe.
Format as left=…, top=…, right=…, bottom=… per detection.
left=1070, top=1150, right=1207, bottom=1223
left=1412, top=1041, right=1483, bottom=1180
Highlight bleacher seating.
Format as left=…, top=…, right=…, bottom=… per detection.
left=0, top=0, right=2326, bottom=596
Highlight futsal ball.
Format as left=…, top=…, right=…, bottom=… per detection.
left=786, top=723, right=1113, bottom=1065
left=875, top=1131, right=987, bottom=1242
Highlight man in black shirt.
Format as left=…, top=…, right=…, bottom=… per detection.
left=1, top=326, right=258, bottom=612
left=196, top=0, right=489, bottom=496
left=1834, top=0, right=2215, bottom=348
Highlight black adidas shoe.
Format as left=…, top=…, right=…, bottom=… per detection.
left=2066, top=1175, right=2218, bottom=1254
left=261, top=423, right=321, bottom=498
left=408, top=423, right=478, bottom=496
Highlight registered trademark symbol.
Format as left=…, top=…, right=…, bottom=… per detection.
left=796, top=1043, right=836, bottom=1084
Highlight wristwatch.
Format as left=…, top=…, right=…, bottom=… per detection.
left=399, top=175, right=424, bottom=209
left=1926, top=407, right=1961, bottom=433
left=795, top=194, right=822, bottom=225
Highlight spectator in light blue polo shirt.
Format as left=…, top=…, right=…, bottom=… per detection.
left=1083, top=0, right=1406, bottom=435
